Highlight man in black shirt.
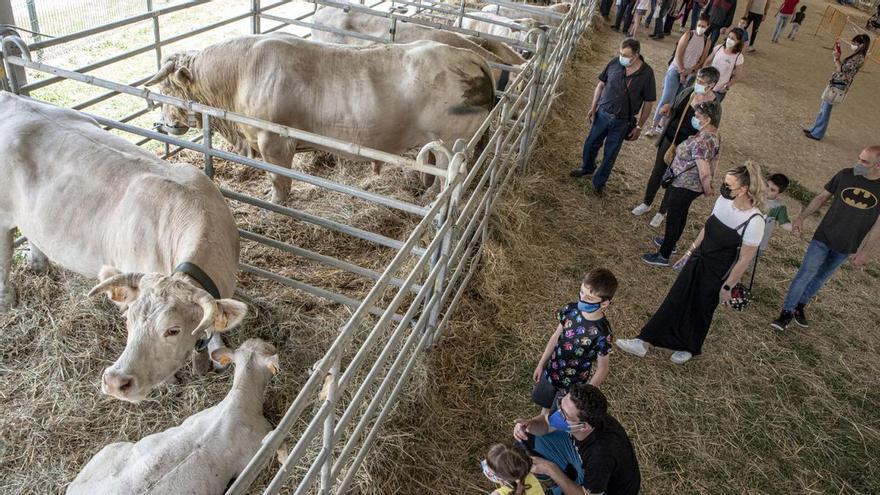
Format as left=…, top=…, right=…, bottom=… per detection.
left=571, top=38, right=656, bottom=195
left=514, top=384, right=641, bottom=495
left=772, top=146, right=880, bottom=331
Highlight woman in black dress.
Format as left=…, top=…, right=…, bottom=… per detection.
left=616, top=162, right=766, bottom=364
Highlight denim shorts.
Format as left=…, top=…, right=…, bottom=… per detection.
left=531, top=375, right=562, bottom=409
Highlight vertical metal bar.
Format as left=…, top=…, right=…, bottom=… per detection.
left=202, top=113, right=214, bottom=179
left=518, top=32, right=547, bottom=172
left=319, top=358, right=340, bottom=494
left=457, top=0, right=465, bottom=27
left=148, top=0, right=162, bottom=70
left=483, top=103, right=509, bottom=245
left=25, top=0, right=41, bottom=43
left=252, top=0, right=261, bottom=34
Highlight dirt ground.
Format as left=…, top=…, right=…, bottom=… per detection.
left=367, top=1, right=880, bottom=494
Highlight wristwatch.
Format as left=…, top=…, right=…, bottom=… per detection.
left=722, top=284, right=731, bottom=292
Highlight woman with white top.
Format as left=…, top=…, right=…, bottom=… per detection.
left=645, top=13, right=712, bottom=136
left=702, top=27, right=745, bottom=102
left=617, top=162, right=765, bottom=364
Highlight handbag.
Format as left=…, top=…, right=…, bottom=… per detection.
left=821, top=83, right=847, bottom=105
left=663, top=91, right=695, bottom=166
left=724, top=213, right=764, bottom=311
left=661, top=159, right=697, bottom=189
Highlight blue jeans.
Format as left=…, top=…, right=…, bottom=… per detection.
left=529, top=431, right=584, bottom=495
left=771, top=14, right=791, bottom=42
left=653, top=66, right=682, bottom=123
left=782, top=239, right=849, bottom=311
left=808, top=99, right=834, bottom=139
left=580, top=110, right=631, bottom=190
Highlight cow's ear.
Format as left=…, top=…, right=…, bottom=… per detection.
left=90, top=267, right=141, bottom=310
left=172, top=66, right=193, bottom=86
left=210, top=346, right=234, bottom=367
left=211, top=299, right=248, bottom=332
left=265, top=354, right=280, bottom=376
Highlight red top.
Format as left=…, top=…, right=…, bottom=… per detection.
left=780, top=0, right=800, bottom=15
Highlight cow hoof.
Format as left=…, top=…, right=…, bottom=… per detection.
left=270, top=191, right=289, bottom=204
left=28, top=258, right=50, bottom=274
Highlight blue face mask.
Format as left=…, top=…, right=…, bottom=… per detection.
left=548, top=410, right=571, bottom=432
left=577, top=299, right=603, bottom=313
left=691, top=116, right=703, bottom=130
left=619, top=55, right=632, bottom=67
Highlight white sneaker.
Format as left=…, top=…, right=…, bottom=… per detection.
left=644, top=126, right=657, bottom=137
left=631, top=203, right=651, bottom=216
left=616, top=338, right=649, bottom=357
left=649, top=213, right=666, bottom=228
left=670, top=351, right=693, bottom=364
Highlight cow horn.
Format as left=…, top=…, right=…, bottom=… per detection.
left=144, top=61, right=175, bottom=86
left=192, top=293, right=219, bottom=337
left=87, top=273, right=144, bottom=298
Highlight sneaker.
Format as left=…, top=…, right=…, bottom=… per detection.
left=641, top=252, right=670, bottom=267
left=644, top=125, right=657, bottom=137
left=570, top=168, right=592, bottom=178
left=794, top=304, right=809, bottom=328
left=670, top=351, right=693, bottom=364
left=615, top=338, right=649, bottom=357
left=802, top=129, right=820, bottom=141
left=649, top=212, right=666, bottom=228
left=770, top=310, right=793, bottom=332
left=747, top=46, right=757, bottom=52
left=678, top=26, right=686, bottom=33
left=653, top=236, right=679, bottom=254
left=631, top=203, right=651, bottom=216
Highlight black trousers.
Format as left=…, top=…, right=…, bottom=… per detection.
left=744, top=12, right=764, bottom=46
left=614, top=0, right=637, bottom=31
left=643, top=137, right=673, bottom=207
left=660, top=186, right=702, bottom=258
left=707, top=22, right=725, bottom=46
left=600, top=0, right=614, bottom=17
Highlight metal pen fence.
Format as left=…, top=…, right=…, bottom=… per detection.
left=0, top=0, right=595, bottom=492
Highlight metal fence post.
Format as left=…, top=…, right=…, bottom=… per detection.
left=319, top=358, right=340, bottom=494
left=202, top=113, right=214, bottom=179
left=147, top=0, right=162, bottom=70
left=25, top=0, right=41, bottom=43
left=251, top=0, right=261, bottom=34
left=482, top=102, right=509, bottom=245
left=518, top=32, right=548, bottom=172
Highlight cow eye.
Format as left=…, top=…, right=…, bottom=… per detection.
left=163, top=327, right=181, bottom=338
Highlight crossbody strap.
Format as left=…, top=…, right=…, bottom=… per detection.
left=722, top=212, right=764, bottom=283
left=670, top=91, right=696, bottom=145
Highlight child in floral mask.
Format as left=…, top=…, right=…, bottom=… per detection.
left=530, top=268, right=617, bottom=414
left=481, top=443, right=545, bottom=495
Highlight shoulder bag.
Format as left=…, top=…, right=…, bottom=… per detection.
left=724, top=212, right=764, bottom=311
left=821, top=82, right=847, bottom=105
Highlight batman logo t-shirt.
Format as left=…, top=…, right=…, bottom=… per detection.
left=814, top=168, right=880, bottom=254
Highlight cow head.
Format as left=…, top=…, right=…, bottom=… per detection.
left=209, top=338, right=279, bottom=381
left=89, top=267, right=247, bottom=403
left=144, top=52, right=200, bottom=136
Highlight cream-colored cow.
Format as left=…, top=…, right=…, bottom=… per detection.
left=0, top=92, right=245, bottom=402
left=67, top=339, right=278, bottom=495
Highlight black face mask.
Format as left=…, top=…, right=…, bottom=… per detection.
left=720, top=184, right=736, bottom=200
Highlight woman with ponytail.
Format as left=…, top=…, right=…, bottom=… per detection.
left=617, top=162, right=765, bottom=364
left=481, top=443, right=544, bottom=495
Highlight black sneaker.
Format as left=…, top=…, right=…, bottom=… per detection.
left=641, top=252, right=670, bottom=267
left=770, top=311, right=793, bottom=332
left=794, top=305, right=809, bottom=328
left=570, top=168, right=592, bottom=178
left=653, top=236, right=678, bottom=254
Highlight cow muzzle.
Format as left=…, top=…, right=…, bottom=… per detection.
left=101, top=368, right=143, bottom=402
left=154, top=121, right=189, bottom=136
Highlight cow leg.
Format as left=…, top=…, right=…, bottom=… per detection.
left=27, top=243, right=50, bottom=273
left=0, top=229, right=14, bottom=311
left=372, top=161, right=383, bottom=175
left=257, top=132, right=295, bottom=204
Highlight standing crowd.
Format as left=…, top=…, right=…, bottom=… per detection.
left=481, top=1, right=880, bottom=493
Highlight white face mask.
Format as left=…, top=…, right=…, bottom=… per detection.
left=696, top=26, right=707, bottom=36
left=725, top=38, right=737, bottom=49
left=850, top=43, right=860, bottom=51
left=694, top=83, right=708, bottom=95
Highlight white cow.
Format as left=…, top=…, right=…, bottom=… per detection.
left=67, top=339, right=279, bottom=495
left=0, top=92, right=245, bottom=402
left=309, top=6, right=527, bottom=84
left=460, top=12, right=544, bottom=43
left=145, top=34, right=495, bottom=201
left=481, top=2, right=572, bottom=28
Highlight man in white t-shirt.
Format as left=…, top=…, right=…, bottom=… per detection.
left=742, top=0, right=770, bottom=51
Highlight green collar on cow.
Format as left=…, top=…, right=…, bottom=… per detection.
left=174, top=262, right=221, bottom=300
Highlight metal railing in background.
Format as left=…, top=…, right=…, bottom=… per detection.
left=0, top=0, right=596, bottom=493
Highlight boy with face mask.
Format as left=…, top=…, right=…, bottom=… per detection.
left=530, top=269, right=618, bottom=414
